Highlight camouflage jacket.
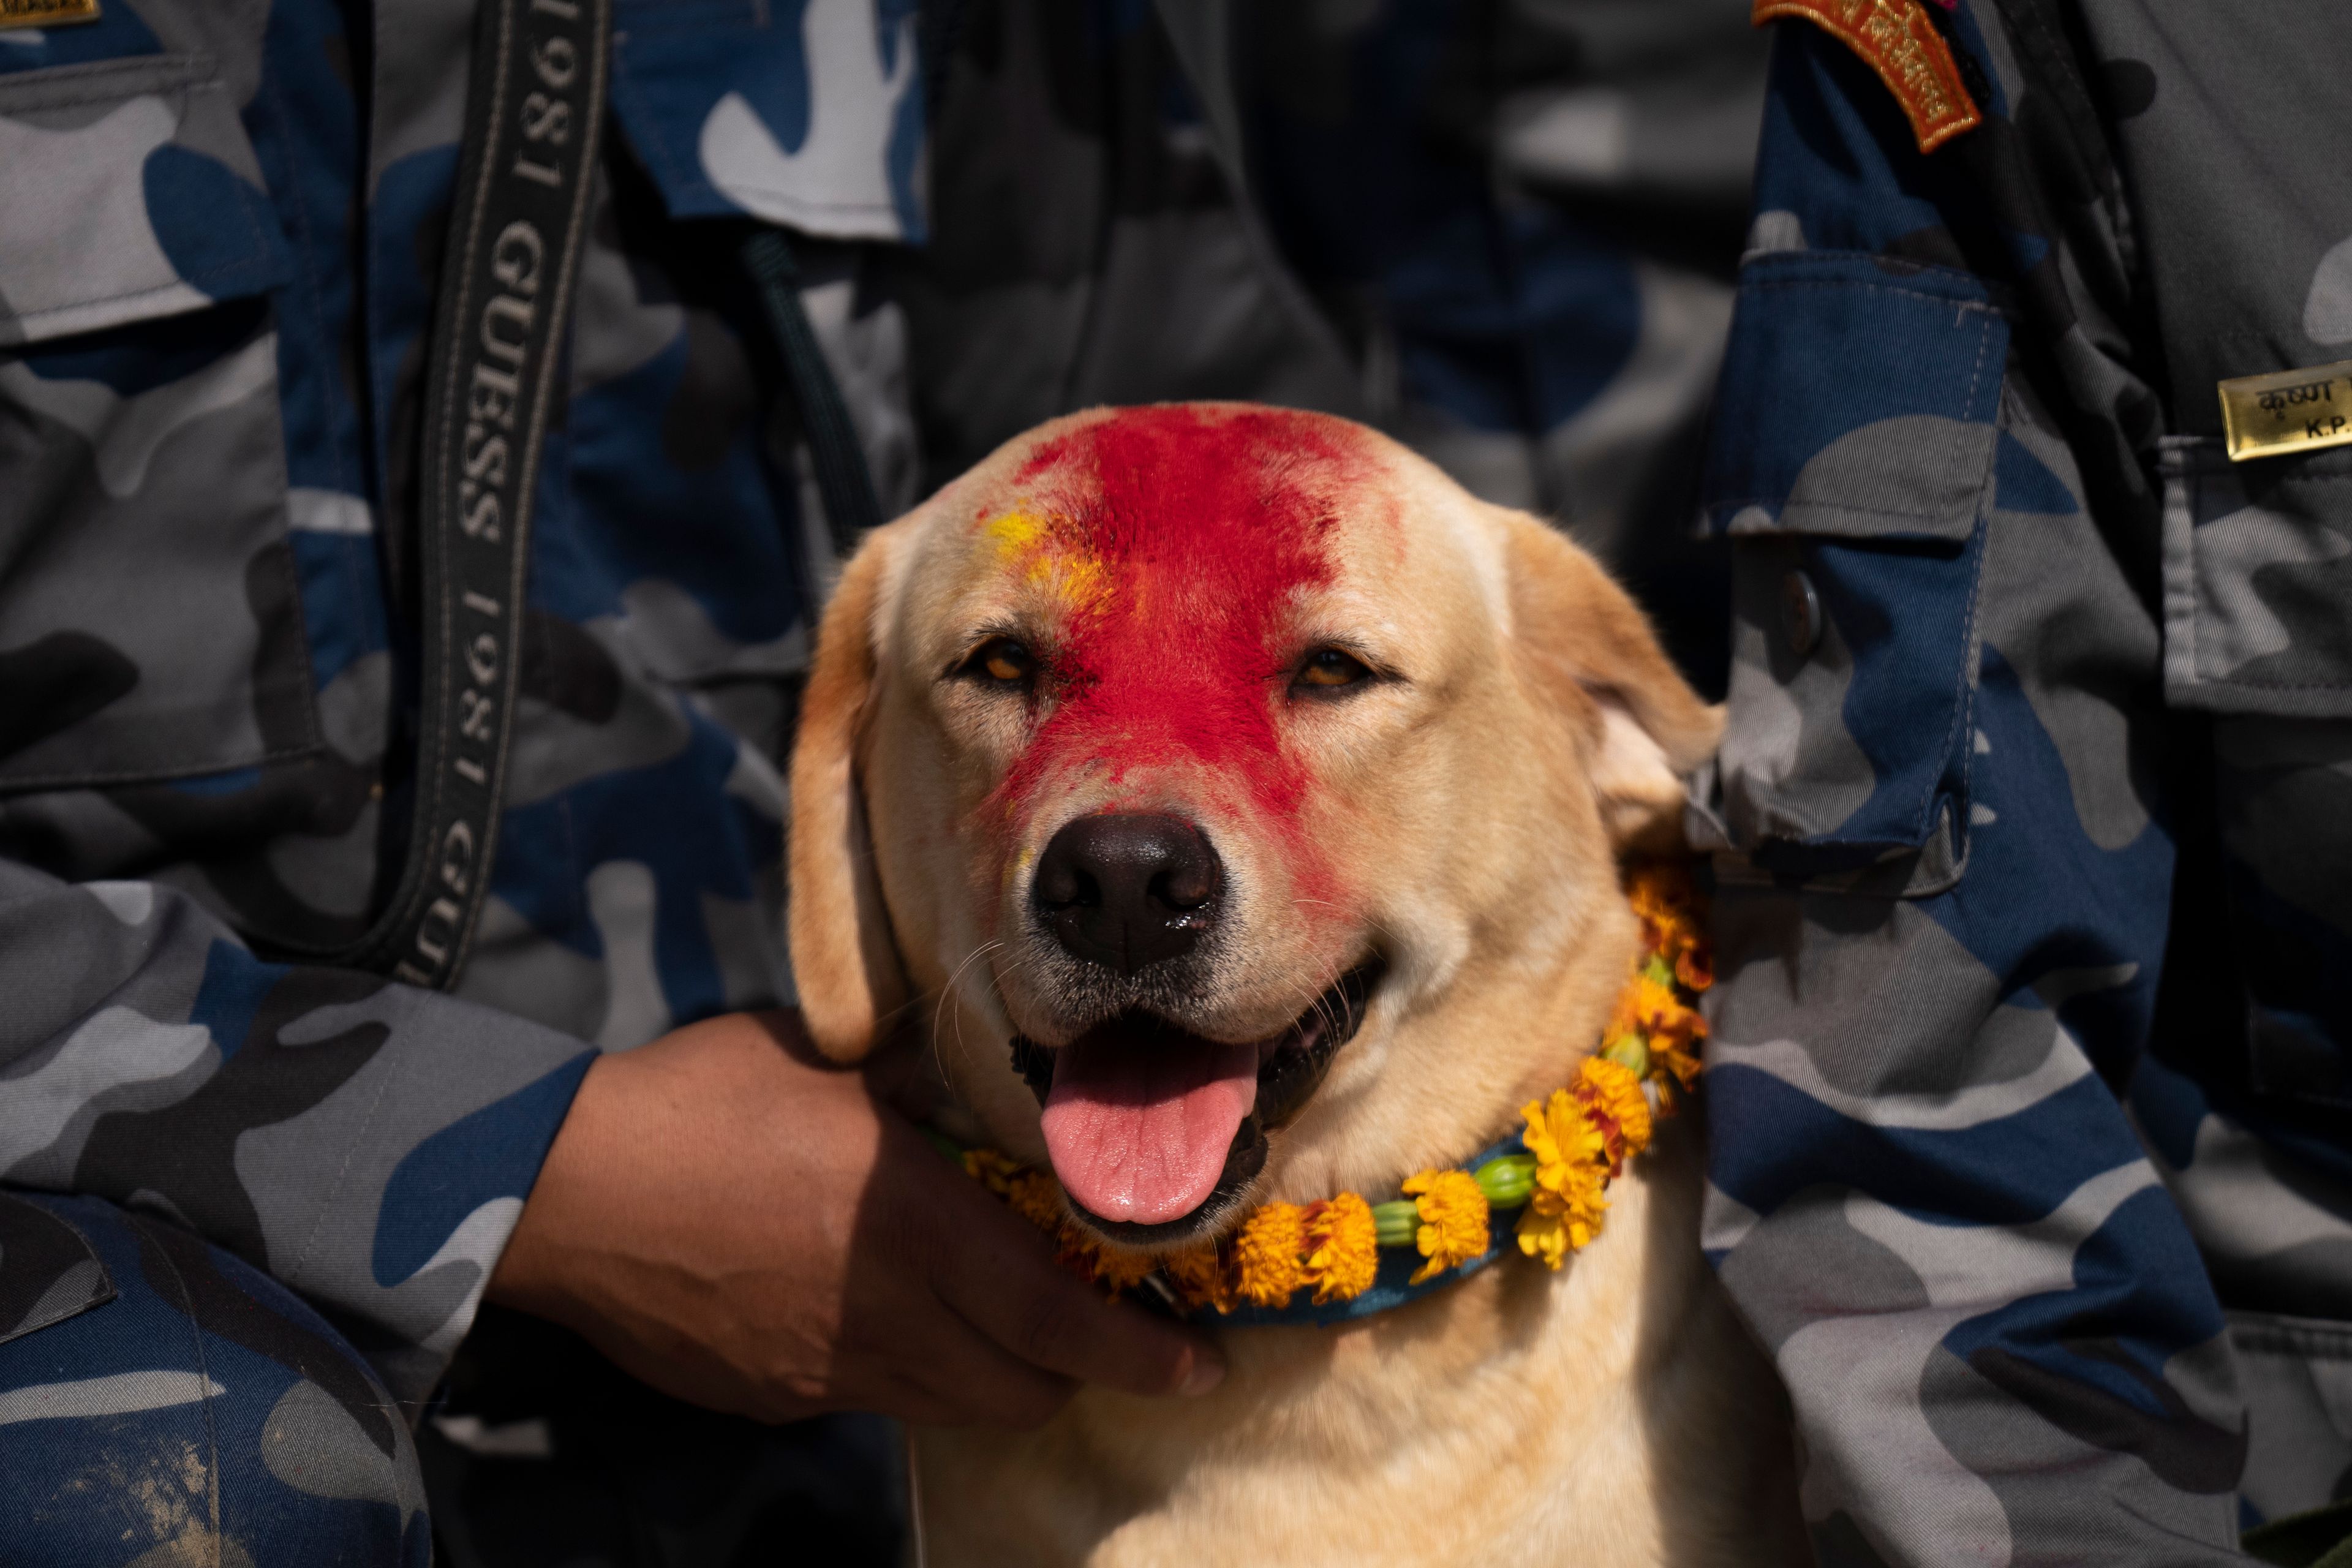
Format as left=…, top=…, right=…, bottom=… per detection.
left=0, top=0, right=1764, bottom=1414
left=1698, top=0, right=2352, bottom=1558
left=0, top=0, right=936, bottom=1409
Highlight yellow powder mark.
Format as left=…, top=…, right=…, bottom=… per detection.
left=983, top=510, right=1047, bottom=556
left=982, top=508, right=1112, bottom=613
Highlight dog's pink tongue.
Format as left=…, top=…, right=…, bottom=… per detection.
left=1040, top=1019, right=1257, bottom=1225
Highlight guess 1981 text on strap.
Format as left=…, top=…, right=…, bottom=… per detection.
left=269, top=0, right=609, bottom=988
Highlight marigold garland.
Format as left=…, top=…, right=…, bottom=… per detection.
left=956, top=862, right=1711, bottom=1314
left=1074, top=1237, right=1159, bottom=1294
left=1163, top=1242, right=1235, bottom=1314
left=1517, top=1079, right=1615, bottom=1267
left=1401, top=1169, right=1490, bottom=1284
left=1573, top=1055, right=1651, bottom=1176
left=1234, top=1203, right=1308, bottom=1306
left=1302, top=1194, right=1381, bottom=1303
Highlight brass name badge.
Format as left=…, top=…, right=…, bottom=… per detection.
left=0, top=0, right=100, bottom=27
left=2219, top=362, right=2352, bottom=461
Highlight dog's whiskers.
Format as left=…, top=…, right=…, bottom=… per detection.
left=933, top=940, right=1010, bottom=1084
left=1265, top=969, right=1339, bottom=1043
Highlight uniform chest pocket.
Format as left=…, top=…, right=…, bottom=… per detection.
left=1697, top=251, right=2007, bottom=895
left=0, top=36, right=286, bottom=349
left=0, top=42, right=320, bottom=795
left=2162, top=436, right=2352, bottom=1111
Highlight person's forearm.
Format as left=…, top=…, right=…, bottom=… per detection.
left=488, top=1010, right=1220, bottom=1428
left=0, top=859, right=594, bottom=1408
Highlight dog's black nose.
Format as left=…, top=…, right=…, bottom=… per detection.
left=1033, top=813, right=1222, bottom=974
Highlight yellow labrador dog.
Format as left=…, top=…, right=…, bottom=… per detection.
left=787, top=404, right=1802, bottom=1566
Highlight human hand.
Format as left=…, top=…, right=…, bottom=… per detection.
left=486, top=1009, right=1223, bottom=1427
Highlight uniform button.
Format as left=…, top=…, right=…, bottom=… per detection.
left=1780, top=569, right=1822, bottom=658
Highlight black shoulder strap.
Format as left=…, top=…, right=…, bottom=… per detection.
left=742, top=228, right=884, bottom=560
left=269, top=0, right=611, bottom=987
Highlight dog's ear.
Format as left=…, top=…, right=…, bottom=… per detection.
left=788, top=529, right=910, bottom=1063
left=1498, top=508, right=1724, bottom=850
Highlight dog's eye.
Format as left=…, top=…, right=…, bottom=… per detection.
left=1295, top=647, right=1371, bottom=691
left=962, top=637, right=1036, bottom=686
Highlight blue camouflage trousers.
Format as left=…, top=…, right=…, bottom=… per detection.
left=0, top=1191, right=428, bottom=1566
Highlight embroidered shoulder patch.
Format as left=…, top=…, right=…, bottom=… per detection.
left=1753, top=0, right=1983, bottom=153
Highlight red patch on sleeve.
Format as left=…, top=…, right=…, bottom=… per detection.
left=1753, top=0, right=1981, bottom=153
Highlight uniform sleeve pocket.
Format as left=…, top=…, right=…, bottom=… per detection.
left=1696, top=252, right=2008, bottom=895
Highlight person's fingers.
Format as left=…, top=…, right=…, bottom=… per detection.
left=853, top=1022, right=949, bottom=1117
left=878, top=1303, right=1077, bottom=1429
left=501, top=1011, right=1120, bottom=1433
left=921, top=1186, right=1224, bottom=1400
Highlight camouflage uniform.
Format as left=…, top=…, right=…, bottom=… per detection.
left=906, top=0, right=1766, bottom=687
left=0, top=0, right=1762, bottom=1559
left=1697, top=1, right=2352, bottom=1559
left=0, top=0, right=916, bottom=1555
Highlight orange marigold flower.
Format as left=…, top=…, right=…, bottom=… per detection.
left=1005, top=1170, right=1068, bottom=1234
left=1518, top=1088, right=1613, bottom=1268
left=1086, top=1240, right=1159, bottom=1294
left=1513, top=1169, right=1605, bottom=1268
left=1629, top=862, right=1700, bottom=940
left=1629, top=862, right=1711, bottom=995
left=1234, top=1203, right=1308, bottom=1307
left=1050, top=1226, right=1098, bottom=1283
left=1300, top=1193, right=1380, bottom=1304
left=963, top=1148, right=1021, bottom=1194
left=1627, top=858, right=1694, bottom=907
left=1163, top=1245, right=1235, bottom=1314
left=1651, top=1033, right=1703, bottom=1112
left=1619, top=974, right=1703, bottom=1047
left=1520, top=1163, right=1610, bottom=1264
left=1523, top=1088, right=1605, bottom=1183
left=1660, top=1034, right=1703, bottom=1084
left=1572, top=1055, right=1653, bottom=1172
left=1401, top=1169, right=1489, bottom=1285
left=1052, top=1226, right=1155, bottom=1295
left=1514, top=1205, right=1567, bottom=1269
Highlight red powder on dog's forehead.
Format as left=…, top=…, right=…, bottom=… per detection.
left=986, top=405, right=1362, bottom=832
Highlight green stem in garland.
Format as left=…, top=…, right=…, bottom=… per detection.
left=1474, top=1154, right=1537, bottom=1208
left=1371, top=1200, right=1419, bottom=1248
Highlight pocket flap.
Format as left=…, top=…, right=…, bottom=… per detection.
left=0, top=48, right=288, bottom=347
left=1699, top=251, right=2008, bottom=895
left=1702, top=251, right=2006, bottom=543
left=0, top=1191, right=115, bottom=1346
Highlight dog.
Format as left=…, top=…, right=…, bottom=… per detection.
left=786, top=404, right=1804, bottom=1566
